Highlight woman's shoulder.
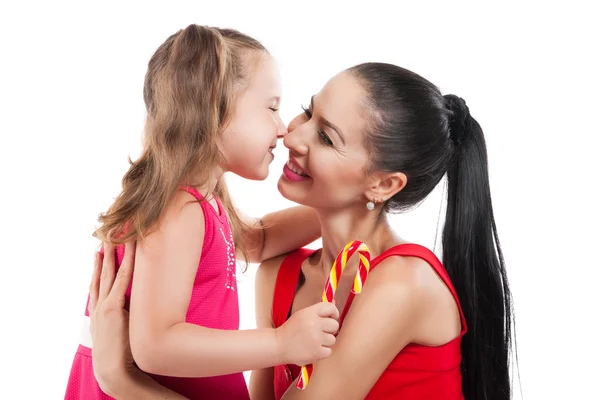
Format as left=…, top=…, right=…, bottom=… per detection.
left=255, top=248, right=316, bottom=304
left=255, top=250, right=300, bottom=290
left=371, top=250, right=462, bottom=344
left=373, top=242, right=441, bottom=288
left=373, top=254, right=438, bottom=292
left=254, top=253, right=292, bottom=328
left=257, top=253, right=288, bottom=283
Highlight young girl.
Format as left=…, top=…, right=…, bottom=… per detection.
left=90, top=62, right=513, bottom=400
left=64, top=25, right=340, bottom=400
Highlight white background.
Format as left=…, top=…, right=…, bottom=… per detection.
left=1, top=1, right=598, bottom=398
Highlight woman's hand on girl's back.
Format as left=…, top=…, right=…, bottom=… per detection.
left=88, top=242, right=136, bottom=397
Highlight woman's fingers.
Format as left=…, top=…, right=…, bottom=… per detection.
left=88, top=251, right=103, bottom=316
left=99, top=242, right=116, bottom=301
left=108, top=242, right=135, bottom=307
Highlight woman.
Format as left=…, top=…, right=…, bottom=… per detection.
left=88, top=62, right=512, bottom=399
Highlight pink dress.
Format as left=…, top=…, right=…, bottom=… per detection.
left=64, top=187, right=249, bottom=399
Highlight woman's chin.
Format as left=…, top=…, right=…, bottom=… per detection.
left=276, top=175, right=288, bottom=195
left=277, top=176, right=303, bottom=203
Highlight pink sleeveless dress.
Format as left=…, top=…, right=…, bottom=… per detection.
left=64, top=187, right=249, bottom=399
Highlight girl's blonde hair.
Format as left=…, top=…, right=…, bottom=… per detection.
left=94, top=25, right=267, bottom=260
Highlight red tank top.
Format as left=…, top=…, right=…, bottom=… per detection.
left=272, top=244, right=466, bottom=399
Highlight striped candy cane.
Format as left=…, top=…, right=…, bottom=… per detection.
left=296, top=241, right=371, bottom=390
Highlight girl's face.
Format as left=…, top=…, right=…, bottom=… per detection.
left=220, top=54, right=287, bottom=180
left=277, top=71, right=374, bottom=211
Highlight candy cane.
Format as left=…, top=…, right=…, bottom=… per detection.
left=296, top=241, right=371, bottom=390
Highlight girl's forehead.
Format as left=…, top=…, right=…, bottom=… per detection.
left=246, top=54, right=281, bottom=96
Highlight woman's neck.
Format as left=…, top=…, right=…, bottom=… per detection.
left=315, top=206, right=396, bottom=278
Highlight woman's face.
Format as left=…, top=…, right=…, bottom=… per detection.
left=277, top=71, right=374, bottom=211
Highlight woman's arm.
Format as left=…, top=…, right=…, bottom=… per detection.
left=130, top=191, right=337, bottom=377
left=238, top=206, right=320, bottom=263
left=249, top=256, right=285, bottom=400
left=108, top=369, right=190, bottom=400
left=279, top=257, right=435, bottom=400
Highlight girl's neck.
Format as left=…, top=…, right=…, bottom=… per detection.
left=193, top=166, right=225, bottom=199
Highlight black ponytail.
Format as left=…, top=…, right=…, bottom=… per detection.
left=443, top=95, right=512, bottom=399
left=349, top=63, right=513, bottom=400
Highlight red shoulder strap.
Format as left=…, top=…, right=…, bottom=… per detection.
left=272, top=248, right=318, bottom=328
left=339, top=244, right=467, bottom=336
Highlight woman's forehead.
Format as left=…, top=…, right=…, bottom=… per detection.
left=315, top=72, right=367, bottom=143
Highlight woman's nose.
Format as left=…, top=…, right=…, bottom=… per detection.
left=283, top=124, right=308, bottom=155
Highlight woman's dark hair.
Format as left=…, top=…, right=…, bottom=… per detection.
left=350, top=62, right=513, bottom=399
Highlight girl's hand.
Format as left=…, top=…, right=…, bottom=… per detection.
left=276, top=302, right=340, bottom=366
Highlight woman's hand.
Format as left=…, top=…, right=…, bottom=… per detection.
left=88, top=242, right=189, bottom=399
left=88, top=242, right=136, bottom=396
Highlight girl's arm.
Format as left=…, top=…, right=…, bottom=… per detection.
left=249, top=256, right=286, bottom=400
left=239, top=206, right=320, bottom=263
left=279, top=257, right=437, bottom=400
left=130, top=191, right=338, bottom=377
